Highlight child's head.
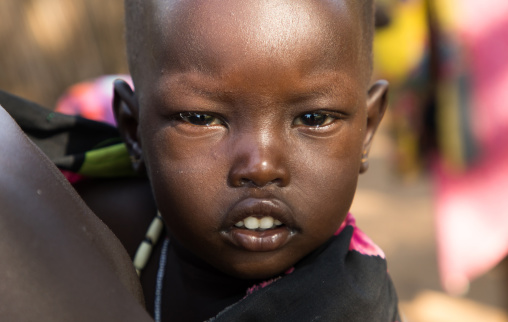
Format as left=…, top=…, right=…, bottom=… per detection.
left=114, top=0, right=388, bottom=279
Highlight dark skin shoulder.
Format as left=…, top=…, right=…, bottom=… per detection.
left=0, top=105, right=151, bottom=321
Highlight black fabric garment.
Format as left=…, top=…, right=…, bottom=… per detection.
left=0, top=90, right=121, bottom=172
left=210, top=226, right=400, bottom=322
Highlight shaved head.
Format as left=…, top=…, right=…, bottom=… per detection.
left=124, top=0, right=375, bottom=95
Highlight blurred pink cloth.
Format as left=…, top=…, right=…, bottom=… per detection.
left=435, top=0, right=508, bottom=294
left=56, top=75, right=133, bottom=126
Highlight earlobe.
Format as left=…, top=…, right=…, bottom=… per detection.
left=113, top=80, right=145, bottom=174
left=360, top=80, right=389, bottom=174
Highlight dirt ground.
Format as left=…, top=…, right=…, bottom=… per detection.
left=350, top=116, right=508, bottom=322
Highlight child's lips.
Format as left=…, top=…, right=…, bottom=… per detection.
left=221, top=198, right=297, bottom=252
left=228, top=227, right=291, bottom=252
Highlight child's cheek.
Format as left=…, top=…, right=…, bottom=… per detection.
left=143, top=125, right=228, bottom=210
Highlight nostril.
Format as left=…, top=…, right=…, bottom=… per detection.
left=238, top=177, right=283, bottom=188
left=270, top=178, right=283, bottom=186
left=239, top=178, right=254, bottom=187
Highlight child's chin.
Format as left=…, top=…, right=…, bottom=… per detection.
left=216, top=258, right=296, bottom=281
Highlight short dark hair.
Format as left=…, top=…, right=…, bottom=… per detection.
left=124, top=0, right=375, bottom=88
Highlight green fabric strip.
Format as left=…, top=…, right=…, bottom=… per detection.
left=79, top=143, right=137, bottom=178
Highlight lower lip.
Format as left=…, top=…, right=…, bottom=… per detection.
left=225, top=227, right=292, bottom=252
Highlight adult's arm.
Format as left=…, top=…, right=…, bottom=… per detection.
left=0, top=106, right=152, bottom=321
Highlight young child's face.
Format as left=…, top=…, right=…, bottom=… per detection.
left=123, top=0, right=386, bottom=279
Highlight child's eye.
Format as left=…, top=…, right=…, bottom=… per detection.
left=293, top=112, right=337, bottom=127
left=179, top=112, right=223, bottom=126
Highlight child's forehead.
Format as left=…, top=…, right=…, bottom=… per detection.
left=126, top=0, right=372, bottom=94
left=151, top=0, right=360, bottom=43
left=145, top=0, right=364, bottom=73
left=151, top=0, right=359, bottom=22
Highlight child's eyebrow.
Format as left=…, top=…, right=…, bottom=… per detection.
left=285, top=80, right=359, bottom=105
left=159, top=73, right=228, bottom=101
left=179, top=84, right=349, bottom=106
left=160, top=71, right=359, bottom=104
left=286, top=86, right=337, bottom=102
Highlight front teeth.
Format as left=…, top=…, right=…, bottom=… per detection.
left=244, top=217, right=260, bottom=229
left=259, top=217, right=274, bottom=229
left=235, top=216, right=283, bottom=230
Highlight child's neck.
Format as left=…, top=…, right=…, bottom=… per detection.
left=160, top=238, right=261, bottom=322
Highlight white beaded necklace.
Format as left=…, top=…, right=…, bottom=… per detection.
left=132, top=213, right=165, bottom=276
left=131, top=213, right=168, bottom=321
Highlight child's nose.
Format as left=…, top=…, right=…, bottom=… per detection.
left=228, top=133, right=289, bottom=188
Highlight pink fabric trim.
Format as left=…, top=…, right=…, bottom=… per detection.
left=245, top=276, right=282, bottom=296
left=336, top=213, right=386, bottom=259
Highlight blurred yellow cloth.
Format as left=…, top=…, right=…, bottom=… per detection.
left=373, top=0, right=427, bottom=83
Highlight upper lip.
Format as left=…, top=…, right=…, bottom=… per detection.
left=221, top=197, right=296, bottom=231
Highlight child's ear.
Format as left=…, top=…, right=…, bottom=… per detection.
left=360, top=80, right=389, bottom=174
left=113, top=80, right=145, bottom=174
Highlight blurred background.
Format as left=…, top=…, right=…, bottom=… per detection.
left=0, top=0, right=127, bottom=107
left=1, top=0, right=507, bottom=321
